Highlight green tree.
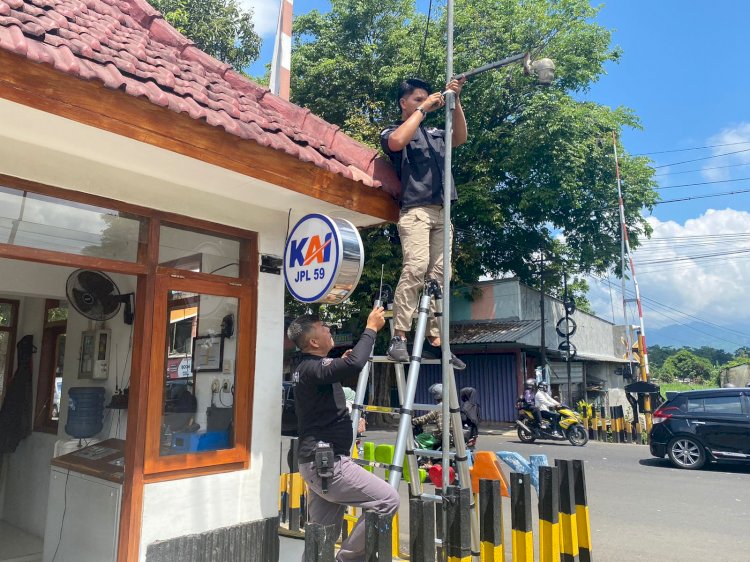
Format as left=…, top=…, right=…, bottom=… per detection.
left=150, top=0, right=261, bottom=71
left=647, top=345, right=678, bottom=370
left=688, top=345, right=733, bottom=366
left=291, top=0, right=658, bottom=319
left=661, top=350, right=715, bottom=383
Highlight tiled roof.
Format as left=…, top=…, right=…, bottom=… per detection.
left=450, top=319, right=540, bottom=345
left=0, top=0, right=398, bottom=193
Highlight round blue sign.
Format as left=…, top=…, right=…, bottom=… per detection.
left=284, top=214, right=363, bottom=304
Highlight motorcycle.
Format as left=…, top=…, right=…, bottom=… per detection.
left=515, top=399, right=589, bottom=447
left=412, top=424, right=477, bottom=466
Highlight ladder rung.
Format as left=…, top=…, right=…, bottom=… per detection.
left=413, top=449, right=455, bottom=459
left=370, top=356, right=443, bottom=365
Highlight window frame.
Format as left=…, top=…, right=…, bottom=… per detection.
left=33, top=299, right=67, bottom=434
left=143, top=264, right=256, bottom=476
left=0, top=298, right=19, bottom=406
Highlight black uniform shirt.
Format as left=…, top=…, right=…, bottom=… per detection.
left=380, top=123, right=458, bottom=209
left=292, top=329, right=376, bottom=462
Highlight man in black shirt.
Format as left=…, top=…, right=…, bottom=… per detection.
left=288, top=307, right=399, bottom=562
left=380, top=77, right=467, bottom=370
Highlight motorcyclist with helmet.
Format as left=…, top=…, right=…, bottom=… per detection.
left=412, top=383, right=444, bottom=440
left=523, top=379, right=543, bottom=427
left=535, top=382, right=563, bottom=436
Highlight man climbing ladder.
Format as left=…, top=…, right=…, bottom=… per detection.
left=380, top=76, right=467, bottom=370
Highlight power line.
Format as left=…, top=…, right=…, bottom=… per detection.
left=597, top=278, right=750, bottom=346
left=656, top=176, right=750, bottom=190
left=653, top=147, right=750, bottom=169
left=655, top=187, right=750, bottom=204
left=654, top=161, right=750, bottom=177
left=636, top=140, right=750, bottom=156
left=415, top=0, right=433, bottom=77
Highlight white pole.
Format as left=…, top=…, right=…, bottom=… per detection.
left=269, top=0, right=293, bottom=100
left=441, top=0, right=454, bottom=498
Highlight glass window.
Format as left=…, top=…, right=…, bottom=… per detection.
left=0, top=299, right=18, bottom=405
left=0, top=302, right=13, bottom=327
left=687, top=398, right=704, bottom=412
left=703, top=395, right=743, bottom=414
left=0, top=186, right=145, bottom=261
left=159, top=225, right=241, bottom=278
left=160, top=290, right=238, bottom=456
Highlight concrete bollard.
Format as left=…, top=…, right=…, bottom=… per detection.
left=410, top=496, right=436, bottom=562
left=479, top=479, right=504, bottom=562
left=538, top=466, right=560, bottom=562
left=288, top=437, right=304, bottom=532
left=304, top=522, right=337, bottom=562
left=446, top=485, right=472, bottom=562
left=572, top=460, right=593, bottom=562
left=364, top=511, right=393, bottom=562
left=510, top=473, right=534, bottom=562
left=556, top=460, right=580, bottom=562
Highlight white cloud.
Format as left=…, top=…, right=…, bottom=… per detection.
left=702, top=122, right=750, bottom=181
left=591, top=209, right=750, bottom=331
left=240, top=0, right=280, bottom=37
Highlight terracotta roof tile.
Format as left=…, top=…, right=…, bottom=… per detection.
left=0, top=0, right=399, bottom=198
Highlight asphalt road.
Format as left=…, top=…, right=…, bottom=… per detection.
left=361, top=427, right=750, bottom=561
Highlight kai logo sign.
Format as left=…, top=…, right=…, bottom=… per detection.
left=284, top=214, right=364, bottom=304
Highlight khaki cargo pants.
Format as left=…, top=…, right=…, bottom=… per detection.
left=393, top=205, right=453, bottom=338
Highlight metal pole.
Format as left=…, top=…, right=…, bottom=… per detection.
left=564, top=270, right=572, bottom=404
left=613, top=132, right=652, bottom=431
left=441, top=2, right=454, bottom=560
left=539, top=255, right=547, bottom=379
left=613, top=133, right=633, bottom=378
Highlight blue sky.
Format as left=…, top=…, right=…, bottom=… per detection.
left=245, top=1, right=750, bottom=346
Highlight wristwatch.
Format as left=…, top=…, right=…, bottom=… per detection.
left=416, top=106, right=427, bottom=117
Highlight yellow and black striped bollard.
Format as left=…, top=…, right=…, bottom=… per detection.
left=572, top=460, right=593, bottom=562
left=538, top=466, right=560, bottom=562
left=479, top=479, right=504, bottom=562
left=556, top=460, right=580, bottom=562
left=511, top=472, right=534, bottom=562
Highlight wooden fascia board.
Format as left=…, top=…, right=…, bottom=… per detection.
left=0, top=49, right=398, bottom=223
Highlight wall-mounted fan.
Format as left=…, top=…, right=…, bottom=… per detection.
left=66, top=269, right=134, bottom=324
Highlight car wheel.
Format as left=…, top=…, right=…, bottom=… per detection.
left=517, top=426, right=536, bottom=443
left=667, top=436, right=706, bottom=470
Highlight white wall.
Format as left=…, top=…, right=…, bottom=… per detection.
left=0, top=260, right=135, bottom=537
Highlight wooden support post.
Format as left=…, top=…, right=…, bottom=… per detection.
left=572, top=460, right=593, bottom=562
left=479, top=479, right=504, bottom=562
left=410, top=496, right=436, bottom=562
left=556, top=460, right=580, bottom=562
left=537, top=466, right=560, bottom=562
left=510, top=473, right=534, bottom=562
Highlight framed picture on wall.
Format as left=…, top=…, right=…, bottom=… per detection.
left=192, top=335, right=224, bottom=373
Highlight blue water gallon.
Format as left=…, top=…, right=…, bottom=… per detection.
left=65, top=387, right=105, bottom=438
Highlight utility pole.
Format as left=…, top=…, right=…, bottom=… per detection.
left=563, top=270, right=572, bottom=404
left=539, top=254, right=547, bottom=381
left=613, top=131, right=652, bottom=432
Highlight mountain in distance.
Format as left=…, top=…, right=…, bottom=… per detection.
left=645, top=321, right=750, bottom=353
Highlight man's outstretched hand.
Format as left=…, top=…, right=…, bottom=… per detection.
left=366, top=306, right=386, bottom=332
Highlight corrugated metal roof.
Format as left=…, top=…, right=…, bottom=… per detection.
left=450, top=319, right=540, bottom=345
left=0, top=0, right=399, bottom=194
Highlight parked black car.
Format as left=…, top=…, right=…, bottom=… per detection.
left=281, top=382, right=298, bottom=436
left=649, top=388, right=750, bottom=470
